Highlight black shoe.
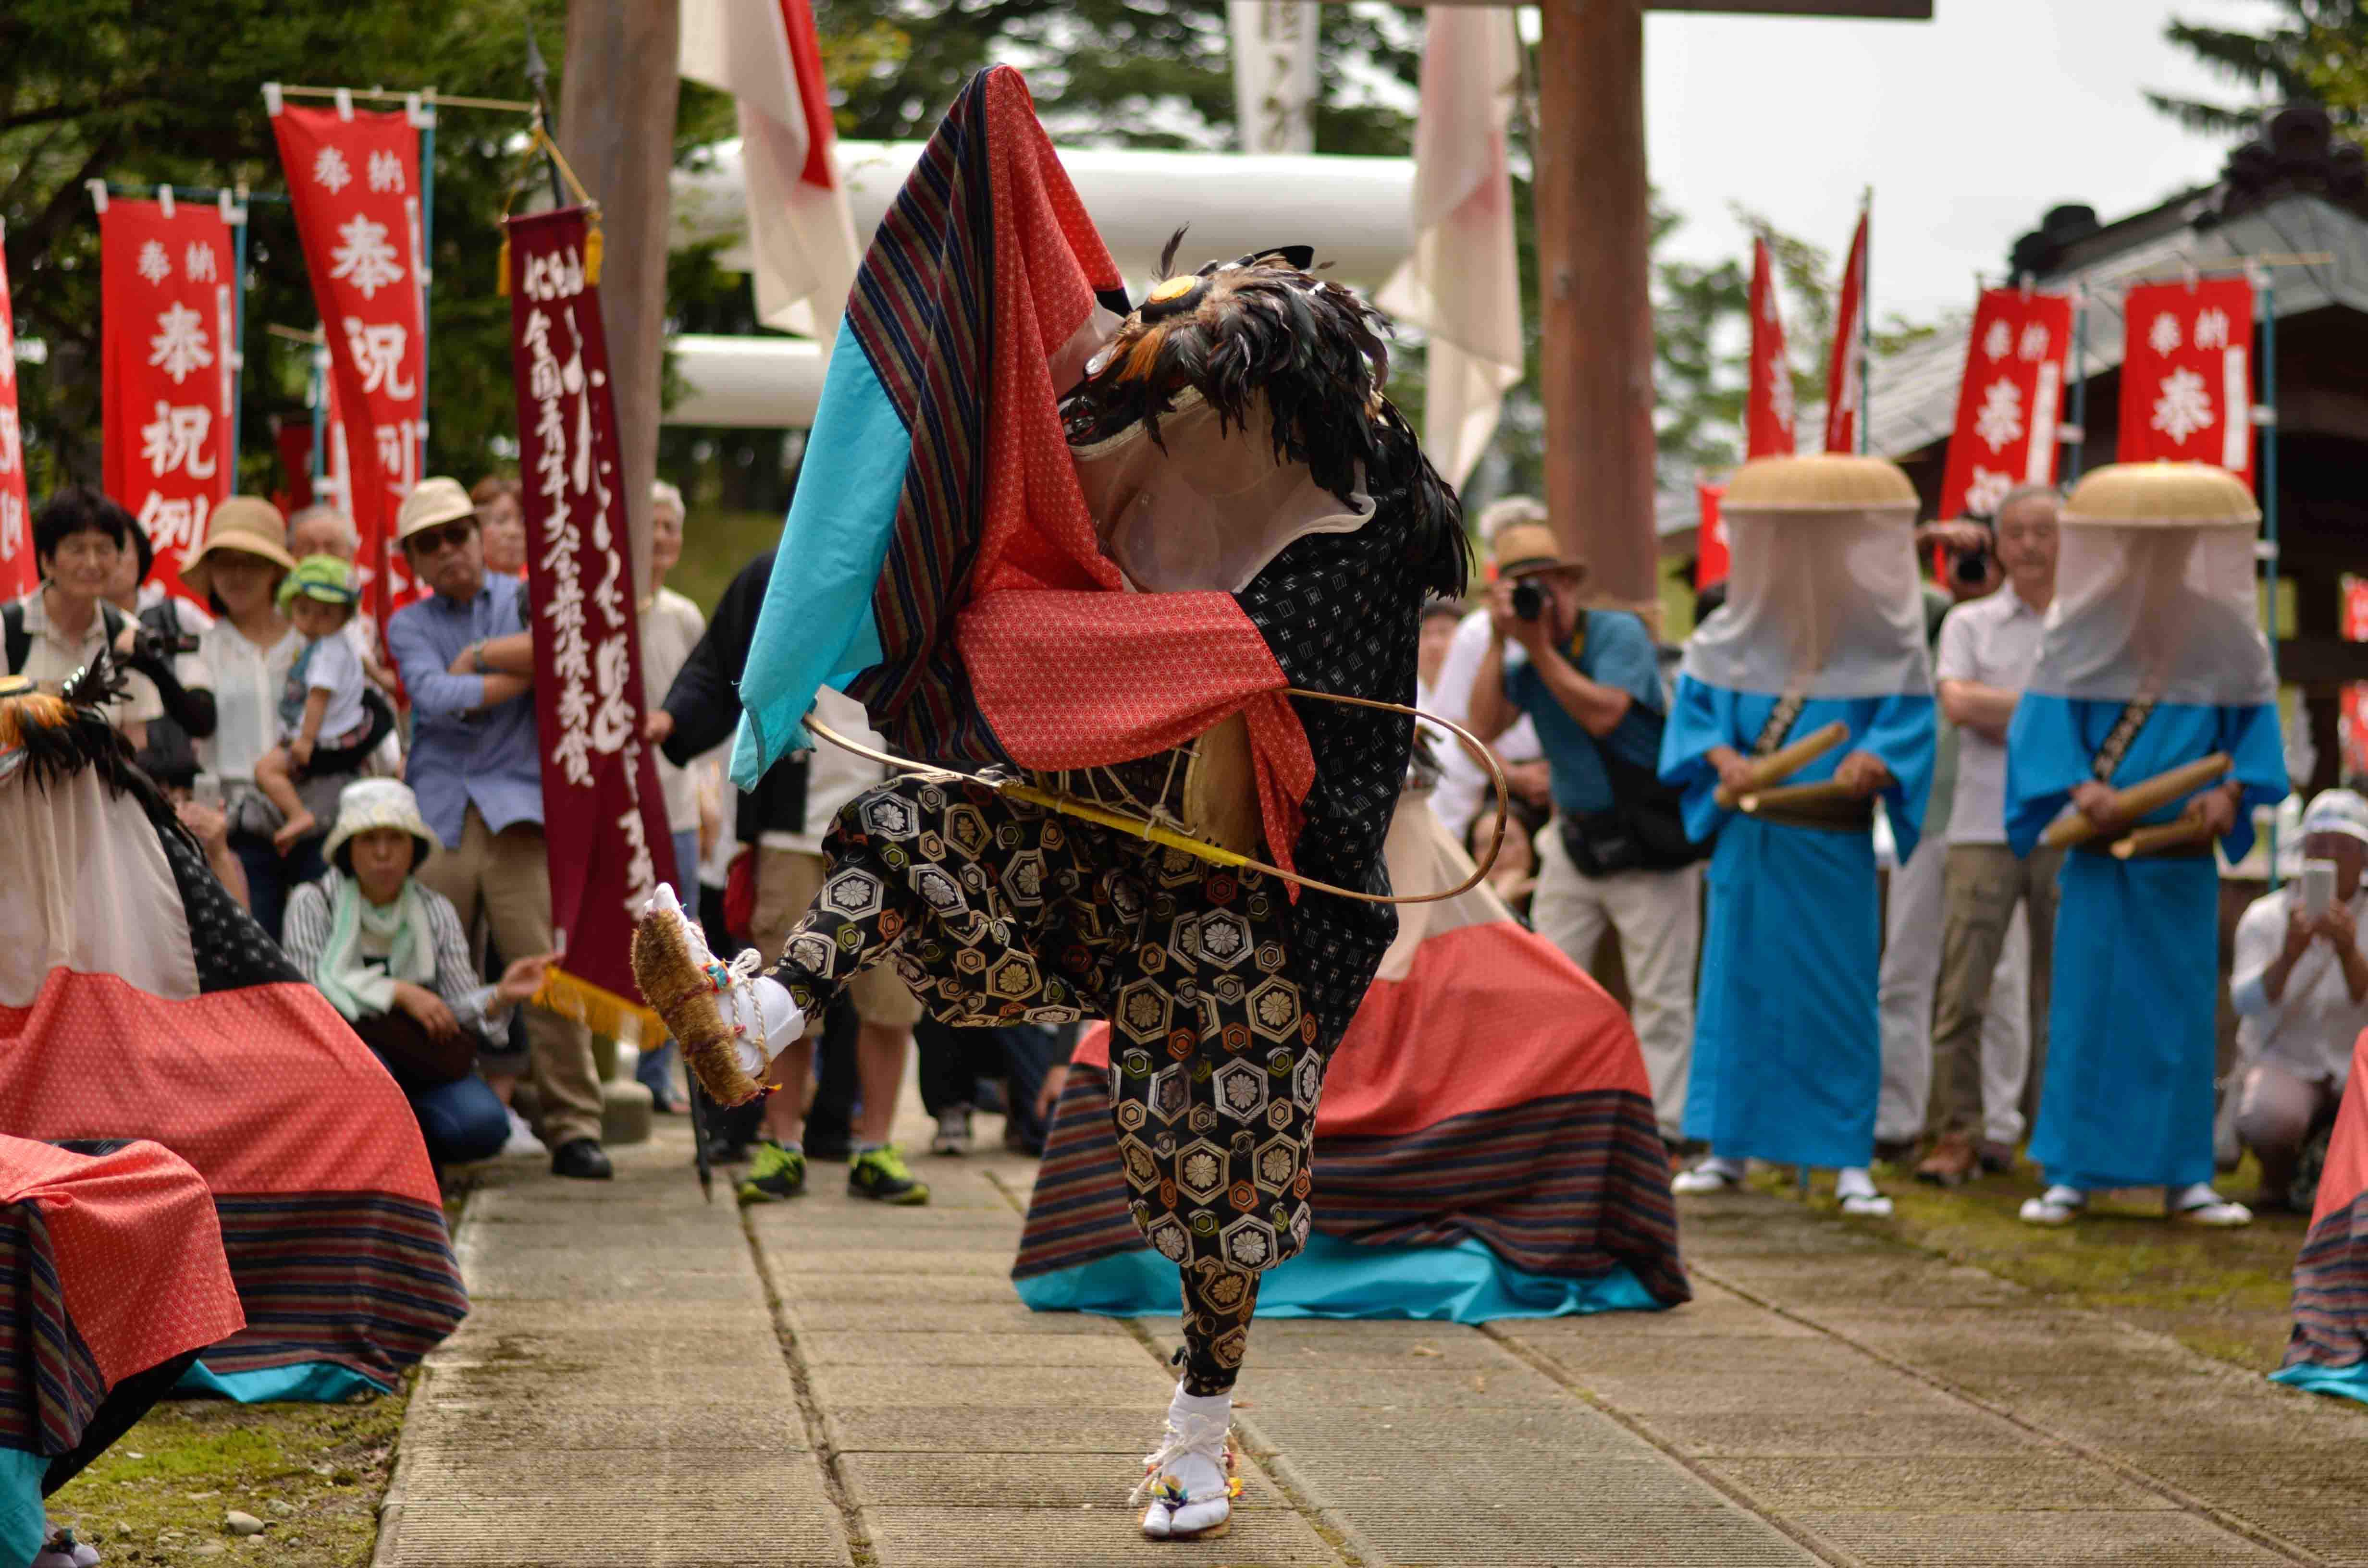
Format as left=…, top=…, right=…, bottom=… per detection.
left=551, top=1139, right=614, bottom=1180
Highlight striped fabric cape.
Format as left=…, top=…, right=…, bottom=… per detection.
left=729, top=65, right=1325, bottom=876
left=0, top=747, right=466, bottom=1404
left=1014, top=797, right=1690, bottom=1317
left=2274, top=1026, right=2368, bottom=1405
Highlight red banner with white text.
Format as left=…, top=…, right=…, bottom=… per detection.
left=1937, top=288, right=2074, bottom=519
left=1823, top=208, right=1868, bottom=453
left=99, top=198, right=235, bottom=605
left=2343, top=578, right=2368, bottom=781
left=270, top=103, right=426, bottom=627
left=506, top=206, right=675, bottom=1021
left=2118, top=277, right=2256, bottom=490
left=0, top=227, right=30, bottom=601
left=1696, top=479, right=1728, bottom=589
left=1745, top=238, right=1795, bottom=460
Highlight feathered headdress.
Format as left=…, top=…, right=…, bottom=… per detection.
left=1063, top=234, right=1469, bottom=603
left=0, top=656, right=195, bottom=851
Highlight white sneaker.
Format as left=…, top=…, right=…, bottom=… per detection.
left=634, top=883, right=806, bottom=1106
left=499, top=1107, right=546, bottom=1159
left=930, top=1107, right=973, bottom=1157
left=1835, top=1168, right=1893, bottom=1217
left=1671, top=1158, right=1746, bottom=1195
left=2171, top=1184, right=2252, bottom=1226
left=1132, top=1385, right=1236, bottom=1541
left=2019, top=1185, right=2086, bottom=1226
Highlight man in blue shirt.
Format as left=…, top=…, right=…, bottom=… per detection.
left=1466, top=515, right=1699, bottom=1145
left=383, top=477, right=609, bottom=1181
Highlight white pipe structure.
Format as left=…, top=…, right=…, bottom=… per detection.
left=666, top=141, right=1415, bottom=429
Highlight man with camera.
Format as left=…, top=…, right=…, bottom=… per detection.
left=1916, top=484, right=2063, bottom=1186
left=1466, top=521, right=1700, bottom=1145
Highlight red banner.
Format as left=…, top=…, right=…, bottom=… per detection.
left=1696, top=479, right=1728, bottom=588
left=2118, top=277, right=2256, bottom=489
left=1937, top=288, right=2075, bottom=519
left=1745, top=237, right=1794, bottom=460
left=2343, top=577, right=2368, bottom=780
left=270, top=103, right=427, bottom=627
left=506, top=205, right=675, bottom=1010
left=1823, top=208, right=1868, bottom=453
left=99, top=197, right=235, bottom=605
left=0, top=225, right=29, bottom=601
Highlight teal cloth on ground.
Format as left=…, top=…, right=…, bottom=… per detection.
left=0, top=1446, right=48, bottom=1568
left=173, top=1360, right=388, bottom=1404
left=2004, top=696, right=2287, bottom=1192
left=730, top=317, right=914, bottom=789
left=1013, top=1231, right=1662, bottom=1321
left=2269, top=1360, right=2368, bottom=1405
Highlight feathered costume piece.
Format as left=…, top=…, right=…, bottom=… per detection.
left=0, top=662, right=466, bottom=1405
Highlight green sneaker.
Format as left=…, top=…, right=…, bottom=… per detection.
left=736, top=1141, right=807, bottom=1207
left=847, top=1144, right=930, bottom=1205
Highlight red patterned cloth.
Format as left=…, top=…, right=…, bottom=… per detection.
left=0, top=1136, right=241, bottom=1454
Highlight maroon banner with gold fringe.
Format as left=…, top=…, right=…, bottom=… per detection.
left=504, top=203, right=674, bottom=1036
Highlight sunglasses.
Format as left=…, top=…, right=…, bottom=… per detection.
left=406, top=518, right=477, bottom=556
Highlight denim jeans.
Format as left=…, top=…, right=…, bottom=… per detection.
left=232, top=828, right=328, bottom=944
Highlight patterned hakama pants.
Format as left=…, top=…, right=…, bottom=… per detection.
left=769, top=777, right=1332, bottom=1392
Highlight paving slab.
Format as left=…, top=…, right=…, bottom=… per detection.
left=1791, top=1508, right=2295, bottom=1566
left=1701, top=1455, right=2179, bottom=1512
left=376, top=1500, right=849, bottom=1568
left=859, top=1504, right=1345, bottom=1567
left=839, top=1451, right=1289, bottom=1510
left=798, top=1329, right=1146, bottom=1367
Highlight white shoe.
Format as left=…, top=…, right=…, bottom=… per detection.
left=1671, top=1158, right=1746, bottom=1195
left=634, top=883, right=805, bottom=1105
left=1835, top=1167, right=1892, bottom=1216
left=2019, top=1185, right=2086, bottom=1226
left=34, top=1525, right=100, bottom=1567
left=2171, top=1184, right=2252, bottom=1226
left=499, top=1107, right=546, bottom=1159
left=1132, top=1385, right=1236, bottom=1541
left=930, top=1107, right=973, bottom=1157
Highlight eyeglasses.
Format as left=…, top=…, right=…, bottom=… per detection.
left=407, top=519, right=477, bottom=556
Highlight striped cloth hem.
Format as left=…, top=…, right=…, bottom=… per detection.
left=2282, top=1188, right=2368, bottom=1376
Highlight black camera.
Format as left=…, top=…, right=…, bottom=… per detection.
left=130, top=625, right=200, bottom=665
left=1509, top=580, right=1545, bottom=621
left=1951, top=544, right=1994, bottom=586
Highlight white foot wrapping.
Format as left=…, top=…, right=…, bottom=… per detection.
left=1134, top=1384, right=1235, bottom=1540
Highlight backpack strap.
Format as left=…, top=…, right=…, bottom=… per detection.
left=2, top=600, right=26, bottom=678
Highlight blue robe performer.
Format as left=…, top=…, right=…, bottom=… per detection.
left=2004, top=463, right=2284, bottom=1227
left=1660, top=454, right=1937, bottom=1215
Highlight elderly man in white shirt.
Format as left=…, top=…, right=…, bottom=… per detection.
left=2230, top=789, right=2368, bottom=1210
left=1917, top=486, right=2063, bottom=1186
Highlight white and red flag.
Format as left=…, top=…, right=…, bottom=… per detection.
left=1376, top=5, right=1524, bottom=489
left=0, top=220, right=30, bottom=601
left=1823, top=206, right=1868, bottom=453
left=99, top=195, right=235, bottom=606
left=1937, top=288, right=2074, bottom=519
left=1745, top=237, right=1795, bottom=460
left=269, top=99, right=428, bottom=626
left=2118, top=277, right=2256, bottom=489
left=680, top=0, right=861, bottom=336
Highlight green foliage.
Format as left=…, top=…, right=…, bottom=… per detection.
left=0, top=1, right=743, bottom=499
left=2150, top=1, right=2368, bottom=137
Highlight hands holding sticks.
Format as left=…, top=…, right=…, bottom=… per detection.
left=2040, top=753, right=2236, bottom=857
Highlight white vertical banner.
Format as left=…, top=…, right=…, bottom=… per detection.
left=2221, top=345, right=2251, bottom=471
left=1228, top=1, right=1320, bottom=155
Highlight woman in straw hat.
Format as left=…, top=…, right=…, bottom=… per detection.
left=1659, top=454, right=1938, bottom=1217
left=177, top=497, right=314, bottom=934
left=2004, top=464, right=2286, bottom=1228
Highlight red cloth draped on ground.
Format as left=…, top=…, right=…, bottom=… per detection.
left=0, top=1136, right=241, bottom=1455
left=2282, top=1028, right=2368, bottom=1383
left=834, top=65, right=1314, bottom=869
left=1016, top=807, right=1688, bottom=1303
left=0, top=971, right=463, bottom=1390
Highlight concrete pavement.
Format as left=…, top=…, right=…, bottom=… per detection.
left=377, top=1103, right=2368, bottom=1568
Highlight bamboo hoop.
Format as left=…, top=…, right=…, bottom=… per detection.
left=804, top=689, right=1510, bottom=907
left=1739, top=777, right=1864, bottom=816
left=1714, top=719, right=1850, bottom=810
left=2111, top=819, right=2216, bottom=859
left=2038, top=752, right=2232, bottom=850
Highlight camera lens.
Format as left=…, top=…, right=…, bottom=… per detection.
left=1511, top=581, right=1544, bottom=621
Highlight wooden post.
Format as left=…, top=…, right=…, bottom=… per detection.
left=1534, top=0, right=1659, bottom=610
left=558, top=0, right=681, bottom=593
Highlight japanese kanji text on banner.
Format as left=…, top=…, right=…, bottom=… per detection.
left=506, top=204, right=676, bottom=1031
left=269, top=102, right=427, bottom=627
left=0, top=223, right=29, bottom=601
left=2118, top=277, right=2256, bottom=490
left=1938, top=288, right=2074, bottom=520
left=99, top=198, right=235, bottom=604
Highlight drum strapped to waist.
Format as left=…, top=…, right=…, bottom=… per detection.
left=1039, top=710, right=1264, bottom=859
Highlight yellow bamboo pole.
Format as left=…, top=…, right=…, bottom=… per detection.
left=2039, top=752, right=2232, bottom=850
left=1713, top=719, right=1850, bottom=810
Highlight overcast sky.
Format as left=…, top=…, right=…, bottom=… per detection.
left=1636, top=0, right=2289, bottom=322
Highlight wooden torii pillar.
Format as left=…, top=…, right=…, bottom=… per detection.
left=1343, top=0, right=1929, bottom=608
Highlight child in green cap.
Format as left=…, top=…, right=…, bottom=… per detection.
left=255, top=554, right=373, bottom=852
